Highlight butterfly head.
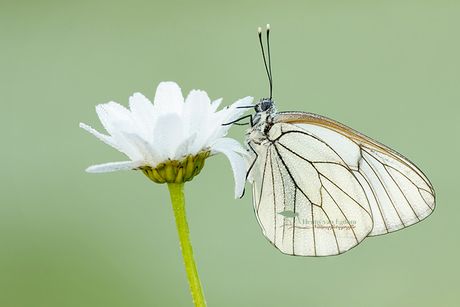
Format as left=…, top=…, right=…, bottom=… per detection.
left=252, top=98, right=277, bottom=127
left=255, top=98, right=276, bottom=113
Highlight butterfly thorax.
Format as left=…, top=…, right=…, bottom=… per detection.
left=245, top=98, right=278, bottom=147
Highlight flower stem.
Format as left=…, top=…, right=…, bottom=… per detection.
left=167, top=183, right=206, bottom=307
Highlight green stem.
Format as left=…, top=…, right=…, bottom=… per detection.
left=167, top=183, right=206, bottom=307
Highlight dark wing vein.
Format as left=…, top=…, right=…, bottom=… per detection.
left=384, top=163, right=434, bottom=209
left=316, top=199, right=340, bottom=254
left=381, top=161, right=419, bottom=221
left=256, top=144, right=271, bottom=215
left=311, top=195, right=316, bottom=256
left=320, top=176, right=359, bottom=243
left=271, top=141, right=317, bottom=206
left=269, top=146, right=277, bottom=242
left=293, top=188, right=297, bottom=254
left=272, top=151, right=288, bottom=249
left=354, top=155, right=389, bottom=233
left=361, top=150, right=405, bottom=227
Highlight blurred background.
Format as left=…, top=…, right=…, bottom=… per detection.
left=1, top=0, right=458, bottom=306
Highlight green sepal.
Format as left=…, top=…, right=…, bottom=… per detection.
left=140, top=150, right=211, bottom=184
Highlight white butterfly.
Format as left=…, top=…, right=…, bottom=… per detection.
left=243, top=25, right=435, bottom=256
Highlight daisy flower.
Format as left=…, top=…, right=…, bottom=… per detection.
left=80, top=81, right=253, bottom=197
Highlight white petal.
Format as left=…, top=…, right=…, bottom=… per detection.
left=129, top=92, right=157, bottom=135
left=192, top=97, right=222, bottom=149
left=174, top=133, right=198, bottom=159
left=185, top=90, right=212, bottom=114
left=103, top=118, right=145, bottom=161
left=92, top=103, right=143, bottom=160
left=211, top=138, right=248, bottom=198
left=210, top=137, right=249, bottom=156
left=96, top=101, right=135, bottom=136
left=79, top=123, right=121, bottom=152
left=183, top=90, right=213, bottom=151
left=210, top=98, right=223, bottom=113
left=121, top=131, right=163, bottom=166
left=85, top=160, right=145, bottom=173
left=153, top=81, right=184, bottom=114
left=151, top=113, right=185, bottom=161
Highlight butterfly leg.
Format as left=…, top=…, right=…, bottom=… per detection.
left=238, top=141, right=259, bottom=198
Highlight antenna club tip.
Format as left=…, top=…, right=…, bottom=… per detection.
left=266, top=24, right=270, bottom=30
left=258, top=27, right=262, bottom=34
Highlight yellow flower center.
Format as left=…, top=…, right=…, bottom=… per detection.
left=140, top=150, right=211, bottom=184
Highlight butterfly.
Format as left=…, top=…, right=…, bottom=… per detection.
left=242, top=25, right=435, bottom=256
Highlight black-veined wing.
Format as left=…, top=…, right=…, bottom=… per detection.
left=247, top=112, right=435, bottom=256
left=276, top=112, right=435, bottom=236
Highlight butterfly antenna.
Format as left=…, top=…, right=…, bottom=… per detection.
left=266, top=24, right=273, bottom=100
left=258, top=25, right=272, bottom=100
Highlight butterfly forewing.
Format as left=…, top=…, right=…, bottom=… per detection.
left=276, top=112, right=435, bottom=236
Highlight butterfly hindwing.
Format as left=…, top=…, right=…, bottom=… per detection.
left=249, top=123, right=374, bottom=256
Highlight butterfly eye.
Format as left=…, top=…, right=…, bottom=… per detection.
left=260, top=99, right=273, bottom=111
left=261, top=101, right=271, bottom=111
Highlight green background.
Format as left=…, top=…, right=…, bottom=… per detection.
left=1, top=0, right=458, bottom=306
